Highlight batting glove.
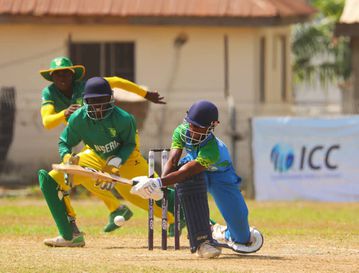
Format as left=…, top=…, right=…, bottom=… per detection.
left=130, top=176, right=163, bottom=200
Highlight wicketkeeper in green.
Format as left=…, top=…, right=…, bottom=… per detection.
left=38, top=58, right=183, bottom=247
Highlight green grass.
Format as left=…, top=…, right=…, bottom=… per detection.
left=0, top=196, right=358, bottom=237
left=1, top=195, right=359, bottom=273
left=249, top=201, right=359, bottom=236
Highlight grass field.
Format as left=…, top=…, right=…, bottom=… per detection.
left=0, top=194, right=358, bottom=273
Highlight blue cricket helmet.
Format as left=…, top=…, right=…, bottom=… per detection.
left=185, top=100, right=219, bottom=127
left=84, top=77, right=112, bottom=99
left=181, top=100, right=219, bottom=145
left=83, top=77, right=114, bottom=120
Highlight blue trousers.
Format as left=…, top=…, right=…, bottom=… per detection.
left=205, top=169, right=250, bottom=244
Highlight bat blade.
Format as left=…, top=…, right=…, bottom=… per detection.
left=52, top=164, right=133, bottom=185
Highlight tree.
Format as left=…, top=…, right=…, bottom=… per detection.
left=292, top=0, right=351, bottom=88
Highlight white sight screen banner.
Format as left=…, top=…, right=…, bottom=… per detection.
left=252, top=116, right=359, bottom=201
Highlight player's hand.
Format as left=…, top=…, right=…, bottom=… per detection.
left=95, top=180, right=116, bottom=191
left=103, top=165, right=121, bottom=176
left=104, top=156, right=122, bottom=175
left=62, top=153, right=79, bottom=187
left=130, top=176, right=163, bottom=200
left=62, top=153, right=79, bottom=164
left=63, top=153, right=72, bottom=164
left=145, top=91, right=166, bottom=104
left=64, top=104, right=81, bottom=118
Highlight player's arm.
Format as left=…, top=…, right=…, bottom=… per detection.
left=105, top=76, right=165, bottom=104
left=114, top=114, right=137, bottom=164
left=132, top=136, right=218, bottom=198
left=58, top=120, right=82, bottom=161
left=131, top=159, right=206, bottom=199
left=161, top=160, right=206, bottom=186
left=41, top=104, right=67, bottom=129
left=41, top=104, right=81, bottom=129
left=162, top=124, right=188, bottom=178
left=162, top=137, right=219, bottom=186
left=40, top=87, right=68, bottom=129
left=162, top=148, right=183, bottom=177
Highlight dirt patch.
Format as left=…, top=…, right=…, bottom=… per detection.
left=1, top=234, right=358, bottom=273
left=1, top=199, right=358, bottom=273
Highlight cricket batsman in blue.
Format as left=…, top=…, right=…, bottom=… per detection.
left=131, top=100, right=263, bottom=258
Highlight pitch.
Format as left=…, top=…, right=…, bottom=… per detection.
left=0, top=197, right=358, bottom=273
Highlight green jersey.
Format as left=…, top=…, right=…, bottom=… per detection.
left=41, top=81, right=84, bottom=112
left=59, top=106, right=136, bottom=163
left=171, top=123, right=220, bottom=169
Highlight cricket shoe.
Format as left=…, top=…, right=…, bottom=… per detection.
left=196, top=240, right=222, bottom=259
left=212, top=224, right=263, bottom=254
left=43, top=232, right=85, bottom=247
left=103, top=205, right=133, bottom=232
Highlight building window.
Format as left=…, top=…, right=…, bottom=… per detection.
left=280, top=35, right=287, bottom=102
left=259, top=37, right=266, bottom=103
left=70, top=42, right=135, bottom=81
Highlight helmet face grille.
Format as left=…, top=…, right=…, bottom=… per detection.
left=84, top=98, right=115, bottom=120
left=180, top=121, right=215, bottom=146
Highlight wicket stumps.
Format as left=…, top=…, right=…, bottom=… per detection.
left=148, top=149, right=181, bottom=250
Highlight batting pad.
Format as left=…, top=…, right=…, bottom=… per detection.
left=155, top=187, right=185, bottom=224
left=176, top=173, right=212, bottom=253
left=38, top=169, right=73, bottom=240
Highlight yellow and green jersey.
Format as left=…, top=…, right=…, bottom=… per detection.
left=40, top=81, right=84, bottom=129
left=59, top=106, right=136, bottom=163
left=40, top=77, right=147, bottom=129
left=41, top=81, right=84, bottom=112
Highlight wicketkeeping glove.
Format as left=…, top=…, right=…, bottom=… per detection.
left=62, top=153, right=72, bottom=164
left=62, top=153, right=79, bottom=187
left=103, top=156, right=122, bottom=176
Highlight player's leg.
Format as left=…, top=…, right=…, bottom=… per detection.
left=74, top=148, right=133, bottom=232
left=176, top=172, right=221, bottom=258
left=207, top=173, right=263, bottom=253
left=38, top=169, right=84, bottom=247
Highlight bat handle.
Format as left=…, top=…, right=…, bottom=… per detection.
left=132, top=180, right=139, bottom=186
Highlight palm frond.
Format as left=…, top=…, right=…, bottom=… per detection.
left=292, top=0, right=350, bottom=87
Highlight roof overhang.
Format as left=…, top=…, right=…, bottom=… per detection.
left=335, top=0, right=359, bottom=37
left=0, top=14, right=313, bottom=27
left=335, top=23, right=359, bottom=37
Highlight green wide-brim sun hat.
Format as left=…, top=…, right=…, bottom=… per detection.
left=40, top=56, right=85, bottom=82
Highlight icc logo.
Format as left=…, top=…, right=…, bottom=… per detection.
left=270, top=143, right=340, bottom=172
left=270, top=144, right=294, bottom=172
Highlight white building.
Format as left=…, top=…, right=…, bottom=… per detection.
left=0, top=0, right=314, bottom=192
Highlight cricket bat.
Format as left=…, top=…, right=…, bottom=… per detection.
left=52, top=164, right=133, bottom=185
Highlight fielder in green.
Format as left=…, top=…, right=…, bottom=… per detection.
left=39, top=76, right=184, bottom=247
